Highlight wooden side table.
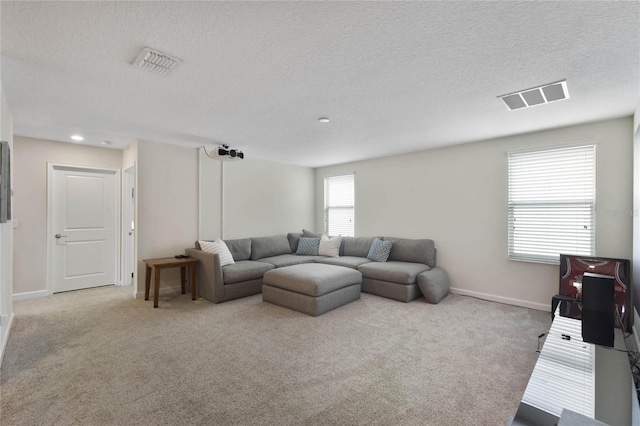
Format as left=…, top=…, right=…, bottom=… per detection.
left=143, top=257, right=199, bottom=308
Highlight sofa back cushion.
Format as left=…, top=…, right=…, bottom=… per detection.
left=287, top=232, right=302, bottom=253
left=342, top=237, right=379, bottom=257
left=251, top=235, right=292, bottom=260
left=224, top=238, right=252, bottom=261
left=302, top=229, right=320, bottom=238
left=383, top=237, right=436, bottom=267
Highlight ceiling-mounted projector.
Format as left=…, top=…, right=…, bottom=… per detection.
left=203, top=144, right=244, bottom=161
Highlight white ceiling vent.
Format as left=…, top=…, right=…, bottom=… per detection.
left=499, top=80, right=569, bottom=111
left=131, top=47, right=182, bottom=76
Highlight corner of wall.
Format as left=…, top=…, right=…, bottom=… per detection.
left=134, top=140, right=199, bottom=297
left=634, top=100, right=640, bottom=321
left=634, top=97, right=639, bottom=135
left=634, top=307, right=640, bottom=350
left=0, top=312, right=14, bottom=364
left=0, top=80, right=14, bottom=364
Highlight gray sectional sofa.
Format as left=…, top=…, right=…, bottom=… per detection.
left=185, top=232, right=449, bottom=305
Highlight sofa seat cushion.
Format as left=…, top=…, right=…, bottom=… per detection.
left=317, top=256, right=372, bottom=269
left=222, top=260, right=274, bottom=284
left=258, top=254, right=323, bottom=268
left=357, top=261, right=430, bottom=285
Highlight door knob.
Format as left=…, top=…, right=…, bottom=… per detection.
left=55, top=234, right=67, bottom=239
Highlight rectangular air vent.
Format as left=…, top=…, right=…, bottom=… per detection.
left=499, top=80, right=569, bottom=111
left=131, top=46, right=182, bottom=76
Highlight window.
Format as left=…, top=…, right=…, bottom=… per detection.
left=324, top=174, right=354, bottom=237
left=508, top=144, right=595, bottom=264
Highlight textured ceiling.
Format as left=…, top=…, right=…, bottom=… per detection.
left=1, top=1, right=638, bottom=167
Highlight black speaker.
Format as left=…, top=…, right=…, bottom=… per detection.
left=581, top=273, right=615, bottom=347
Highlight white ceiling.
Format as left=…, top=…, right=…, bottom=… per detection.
left=1, top=1, right=638, bottom=168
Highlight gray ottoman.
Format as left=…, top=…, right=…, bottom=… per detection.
left=262, top=263, right=362, bottom=316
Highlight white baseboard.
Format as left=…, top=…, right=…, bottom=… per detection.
left=0, top=313, right=11, bottom=326
left=0, top=312, right=14, bottom=364
left=12, top=290, right=48, bottom=302
left=449, top=287, right=550, bottom=312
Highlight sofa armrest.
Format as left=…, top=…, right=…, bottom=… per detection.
left=417, top=267, right=450, bottom=304
left=185, top=248, right=225, bottom=303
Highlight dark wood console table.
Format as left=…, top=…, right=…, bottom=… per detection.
left=143, top=257, right=199, bottom=308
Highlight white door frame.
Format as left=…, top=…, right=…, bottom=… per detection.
left=121, top=163, right=135, bottom=287
left=46, top=163, right=121, bottom=295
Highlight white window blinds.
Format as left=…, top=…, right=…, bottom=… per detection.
left=508, top=144, right=595, bottom=264
left=324, top=174, right=354, bottom=237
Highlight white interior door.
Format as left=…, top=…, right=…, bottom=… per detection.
left=50, top=165, right=118, bottom=293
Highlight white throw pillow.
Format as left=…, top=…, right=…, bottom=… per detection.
left=318, top=234, right=341, bottom=257
left=199, top=239, right=235, bottom=267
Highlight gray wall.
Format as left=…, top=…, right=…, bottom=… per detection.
left=315, top=117, right=633, bottom=310
left=199, top=154, right=315, bottom=240
left=12, top=136, right=123, bottom=296
left=135, top=140, right=199, bottom=297
left=9, top=136, right=314, bottom=299
left=137, top=144, right=315, bottom=297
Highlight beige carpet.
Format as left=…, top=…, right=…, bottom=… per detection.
left=1, top=286, right=550, bottom=426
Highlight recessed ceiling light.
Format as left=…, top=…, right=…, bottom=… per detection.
left=71, top=135, right=84, bottom=141
left=498, top=80, right=569, bottom=111
left=101, top=140, right=113, bottom=146
left=318, top=117, right=330, bottom=123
